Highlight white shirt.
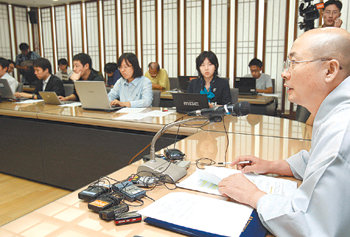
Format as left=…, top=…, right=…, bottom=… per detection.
left=42, top=76, right=51, bottom=91
left=1, top=73, right=18, bottom=94
left=256, top=76, right=350, bottom=236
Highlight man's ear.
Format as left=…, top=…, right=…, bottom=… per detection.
left=325, top=59, right=340, bottom=83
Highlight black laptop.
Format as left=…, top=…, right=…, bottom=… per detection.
left=234, top=77, right=257, bottom=95
left=172, top=93, right=209, bottom=113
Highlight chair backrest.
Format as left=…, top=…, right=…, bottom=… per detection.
left=16, top=82, right=23, bottom=92
left=152, top=90, right=161, bottom=107
left=169, top=77, right=179, bottom=90
left=230, top=88, right=238, bottom=103
left=63, top=83, right=74, bottom=96
left=271, top=78, right=275, bottom=93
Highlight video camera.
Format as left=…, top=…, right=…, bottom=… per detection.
left=299, top=0, right=324, bottom=31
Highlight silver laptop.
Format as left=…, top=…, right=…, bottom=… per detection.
left=0, top=79, right=16, bottom=99
left=39, top=91, right=73, bottom=105
left=74, top=81, right=122, bottom=112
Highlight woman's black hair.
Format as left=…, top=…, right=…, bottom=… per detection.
left=117, top=53, right=143, bottom=78
left=195, top=51, right=219, bottom=78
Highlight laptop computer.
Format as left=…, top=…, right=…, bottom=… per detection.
left=39, top=91, right=74, bottom=105
left=178, top=76, right=197, bottom=92
left=234, top=77, right=257, bottom=95
left=74, top=81, right=122, bottom=112
left=0, top=79, right=16, bottom=99
left=172, top=93, right=209, bottom=113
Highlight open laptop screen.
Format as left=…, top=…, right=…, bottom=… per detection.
left=234, top=77, right=256, bottom=95
left=0, top=79, right=15, bottom=99
left=172, top=93, right=209, bottom=113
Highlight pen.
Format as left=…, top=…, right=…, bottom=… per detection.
left=217, top=161, right=251, bottom=165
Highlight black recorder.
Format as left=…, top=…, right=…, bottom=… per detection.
left=88, top=192, right=123, bottom=212
left=113, top=181, right=146, bottom=202
left=99, top=203, right=129, bottom=221
left=78, top=185, right=110, bottom=202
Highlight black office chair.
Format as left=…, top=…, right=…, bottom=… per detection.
left=169, top=77, right=179, bottom=90
left=152, top=90, right=161, bottom=107
left=63, top=84, right=74, bottom=96
left=230, top=88, right=238, bottom=103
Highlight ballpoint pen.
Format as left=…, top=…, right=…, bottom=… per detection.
left=217, top=161, right=252, bottom=165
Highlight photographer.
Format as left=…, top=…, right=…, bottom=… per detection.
left=322, top=0, right=342, bottom=28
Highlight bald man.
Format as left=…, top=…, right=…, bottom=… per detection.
left=218, top=28, right=350, bottom=236
left=144, top=62, right=170, bottom=91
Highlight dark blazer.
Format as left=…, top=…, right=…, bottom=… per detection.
left=34, top=75, right=65, bottom=99
left=187, top=76, right=231, bottom=105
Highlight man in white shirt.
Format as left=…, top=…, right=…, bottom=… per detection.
left=0, top=57, right=18, bottom=94
left=244, top=58, right=273, bottom=93
left=218, top=28, right=350, bottom=236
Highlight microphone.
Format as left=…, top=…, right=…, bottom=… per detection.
left=187, top=101, right=251, bottom=117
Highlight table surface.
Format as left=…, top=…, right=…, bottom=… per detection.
left=0, top=107, right=311, bottom=236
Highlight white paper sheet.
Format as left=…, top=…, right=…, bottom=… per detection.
left=178, top=166, right=297, bottom=196
left=138, top=192, right=253, bottom=237
left=15, top=99, right=43, bottom=104
left=116, top=108, right=146, bottom=113
left=58, top=102, right=82, bottom=107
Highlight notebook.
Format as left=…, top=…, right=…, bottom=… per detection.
left=0, top=79, right=16, bottom=99
left=39, top=91, right=74, bottom=105
left=172, top=93, right=209, bottom=113
left=234, top=77, right=257, bottom=95
left=74, top=81, right=122, bottom=112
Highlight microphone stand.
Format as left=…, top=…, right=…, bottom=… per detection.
left=138, top=116, right=222, bottom=183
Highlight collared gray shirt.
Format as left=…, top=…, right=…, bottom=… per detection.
left=244, top=73, right=272, bottom=90
left=256, top=76, right=350, bottom=236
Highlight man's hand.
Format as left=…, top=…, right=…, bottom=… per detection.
left=14, top=92, right=31, bottom=99
left=334, top=18, right=343, bottom=28
left=70, top=71, right=81, bottom=81
left=218, top=173, right=266, bottom=208
left=231, top=155, right=272, bottom=174
left=58, top=96, right=67, bottom=101
left=110, top=99, right=130, bottom=107
left=232, top=155, right=294, bottom=176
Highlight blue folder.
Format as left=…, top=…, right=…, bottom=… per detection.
left=144, top=210, right=267, bottom=237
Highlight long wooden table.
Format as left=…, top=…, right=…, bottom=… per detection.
left=0, top=122, right=311, bottom=236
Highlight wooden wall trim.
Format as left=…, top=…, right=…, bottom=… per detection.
left=6, top=4, right=13, bottom=59
left=226, top=0, right=230, bottom=78
left=120, top=0, right=124, bottom=54
left=81, top=2, right=85, bottom=53
left=97, top=0, right=102, bottom=71
left=155, top=0, right=158, bottom=63
left=254, top=0, right=259, bottom=58
left=208, top=0, right=211, bottom=51
left=161, top=1, right=164, bottom=68
left=50, top=7, right=57, bottom=71
left=140, top=0, right=143, bottom=70
left=233, top=0, right=238, bottom=78
left=115, top=0, right=119, bottom=60
left=201, top=0, right=204, bottom=52
left=183, top=0, right=186, bottom=75
left=134, top=0, right=138, bottom=58
left=262, top=0, right=266, bottom=72
left=177, top=0, right=180, bottom=76
left=65, top=5, right=70, bottom=64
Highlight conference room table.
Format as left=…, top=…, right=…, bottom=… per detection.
left=0, top=100, right=312, bottom=236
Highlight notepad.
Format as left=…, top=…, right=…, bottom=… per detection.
left=138, top=192, right=254, bottom=237
left=177, top=166, right=297, bottom=196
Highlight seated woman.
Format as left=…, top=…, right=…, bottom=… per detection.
left=187, top=51, right=231, bottom=107
left=108, top=53, right=152, bottom=108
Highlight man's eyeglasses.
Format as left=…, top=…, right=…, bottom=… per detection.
left=283, top=58, right=342, bottom=71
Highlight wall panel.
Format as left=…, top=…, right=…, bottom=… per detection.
left=162, top=0, right=178, bottom=77
left=70, top=3, right=83, bottom=57
left=0, top=4, right=12, bottom=59
left=103, top=0, right=118, bottom=63
left=54, top=5, right=68, bottom=66
left=40, top=8, right=54, bottom=68
left=85, top=1, right=101, bottom=71
left=13, top=6, right=30, bottom=54
left=141, top=0, right=156, bottom=73
left=121, top=0, right=137, bottom=54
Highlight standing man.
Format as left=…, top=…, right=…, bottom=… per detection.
left=0, top=57, right=18, bottom=93
left=59, top=53, right=104, bottom=101
left=322, top=0, right=342, bottom=28
left=144, top=62, right=170, bottom=91
left=244, top=58, right=273, bottom=93
left=218, top=28, right=350, bottom=236
left=14, top=58, right=64, bottom=99
left=15, top=43, right=40, bottom=84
